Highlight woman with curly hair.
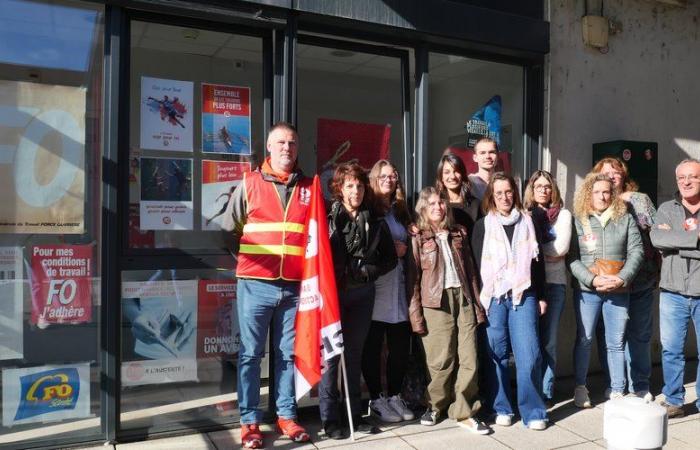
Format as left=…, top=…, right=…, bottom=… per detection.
left=567, top=172, right=643, bottom=408
left=321, top=162, right=397, bottom=438
left=592, top=157, right=659, bottom=401
left=362, top=159, right=415, bottom=423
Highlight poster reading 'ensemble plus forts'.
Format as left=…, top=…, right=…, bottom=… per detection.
left=201, top=83, right=251, bottom=155
left=0, top=80, right=86, bottom=234
left=140, top=76, right=193, bottom=151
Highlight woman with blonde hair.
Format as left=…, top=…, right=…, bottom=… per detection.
left=592, top=157, right=658, bottom=400
left=523, top=170, right=572, bottom=406
left=567, top=172, right=643, bottom=408
left=407, top=186, right=490, bottom=434
left=471, top=172, right=548, bottom=430
left=362, top=160, right=414, bottom=423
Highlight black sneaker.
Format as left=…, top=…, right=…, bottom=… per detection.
left=353, top=416, right=380, bottom=434
left=420, top=409, right=440, bottom=426
left=322, top=420, right=345, bottom=440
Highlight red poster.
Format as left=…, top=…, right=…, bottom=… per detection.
left=30, top=245, right=92, bottom=327
left=197, top=280, right=239, bottom=359
left=128, top=203, right=155, bottom=248
left=316, top=118, right=391, bottom=170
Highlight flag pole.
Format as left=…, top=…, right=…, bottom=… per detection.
left=340, top=353, right=355, bottom=442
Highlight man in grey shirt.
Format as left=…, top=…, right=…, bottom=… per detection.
left=650, top=158, right=700, bottom=418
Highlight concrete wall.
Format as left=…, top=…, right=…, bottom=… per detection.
left=545, top=0, right=700, bottom=377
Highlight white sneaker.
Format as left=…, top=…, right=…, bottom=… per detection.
left=458, top=418, right=491, bottom=435
left=609, top=391, right=625, bottom=400
left=368, top=394, right=402, bottom=423
left=387, top=394, right=414, bottom=421
left=528, top=419, right=547, bottom=431
left=634, top=391, right=654, bottom=402
left=574, top=385, right=592, bottom=408
left=495, top=414, right=512, bottom=426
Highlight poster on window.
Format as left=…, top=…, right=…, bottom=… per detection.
left=464, top=95, right=502, bottom=149
left=0, top=247, right=23, bottom=360
left=139, top=157, right=193, bottom=230
left=201, top=160, right=250, bottom=231
left=0, top=80, right=86, bottom=234
left=2, top=363, right=91, bottom=427
left=197, top=280, right=239, bottom=359
left=128, top=203, right=155, bottom=248
left=30, top=244, right=92, bottom=328
left=316, top=118, right=391, bottom=199
left=140, top=77, right=193, bottom=151
left=201, top=83, right=251, bottom=155
left=121, top=280, right=198, bottom=386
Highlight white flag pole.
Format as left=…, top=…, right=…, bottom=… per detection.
left=340, top=353, right=355, bottom=442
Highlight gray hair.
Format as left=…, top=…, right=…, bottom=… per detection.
left=676, top=158, right=700, bottom=174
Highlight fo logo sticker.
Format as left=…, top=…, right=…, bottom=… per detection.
left=15, top=368, right=80, bottom=421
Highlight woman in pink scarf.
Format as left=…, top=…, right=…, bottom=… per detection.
left=470, top=172, right=548, bottom=430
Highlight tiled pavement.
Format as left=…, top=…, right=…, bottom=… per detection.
left=75, top=362, right=699, bottom=450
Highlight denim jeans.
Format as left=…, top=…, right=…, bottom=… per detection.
left=319, top=284, right=375, bottom=422
left=539, top=283, right=566, bottom=401
left=573, top=290, right=629, bottom=393
left=625, top=287, right=655, bottom=393
left=237, top=278, right=299, bottom=424
left=483, top=292, right=548, bottom=426
left=659, top=291, right=700, bottom=408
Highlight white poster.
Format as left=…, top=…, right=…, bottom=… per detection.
left=139, top=157, right=193, bottom=230
left=2, top=363, right=91, bottom=427
left=140, top=77, right=193, bottom=151
left=121, top=280, right=198, bottom=386
left=0, top=80, right=86, bottom=234
left=0, top=247, right=23, bottom=360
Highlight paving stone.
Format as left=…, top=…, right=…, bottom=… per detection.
left=550, top=402, right=605, bottom=441
left=321, top=436, right=413, bottom=450
left=402, top=426, right=510, bottom=450
left=116, top=433, right=215, bottom=449
left=669, top=417, right=700, bottom=446
left=488, top=421, right=587, bottom=450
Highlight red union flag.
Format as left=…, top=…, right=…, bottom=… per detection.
left=294, top=175, right=343, bottom=400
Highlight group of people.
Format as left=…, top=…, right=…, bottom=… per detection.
left=223, top=122, right=700, bottom=449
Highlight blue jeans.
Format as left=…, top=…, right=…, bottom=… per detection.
left=573, top=290, right=629, bottom=393
left=539, top=283, right=566, bottom=401
left=483, top=293, right=548, bottom=426
left=659, top=291, right=700, bottom=408
left=237, top=278, right=299, bottom=424
left=625, top=288, right=654, bottom=393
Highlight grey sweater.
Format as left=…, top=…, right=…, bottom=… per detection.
left=649, top=195, right=700, bottom=297
left=567, top=212, right=644, bottom=292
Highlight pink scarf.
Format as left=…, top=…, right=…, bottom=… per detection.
left=479, top=209, right=539, bottom=311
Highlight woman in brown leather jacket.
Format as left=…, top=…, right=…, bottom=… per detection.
left=407, top=186, right=489, bottom=435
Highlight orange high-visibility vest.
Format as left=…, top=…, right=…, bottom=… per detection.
left=236, top=171, right=312, bottom=281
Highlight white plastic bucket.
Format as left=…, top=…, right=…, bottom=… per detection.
left=603, top=397, right=667, bottom=450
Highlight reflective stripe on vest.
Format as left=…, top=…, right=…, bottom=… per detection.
left=236, top=171, right=311, bottom=281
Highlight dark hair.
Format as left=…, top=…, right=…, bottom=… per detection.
left=330, top=162, right=372, bottom=208
left=435, top=151, right=471, bottom=202
left=481, top=172, right=523, bottom=214
left=474, top=137, right=499, bottom=152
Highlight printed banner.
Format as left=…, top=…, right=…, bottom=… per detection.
left=30, top=245, right=92, bottom=327
left=465, top=95, right=502, bottom=149
left=0, top=247, right=23, bottom=360
left=201, top=83, right=251, bottom=154
left=139, top=157, right=193, bottom=230
left=2, top=363, right=91, bottom=427
left=140, top=76, right=193, bottom=151
left=201, top=160, right=250, bottom=231
left=197, top=280, right=239, bottom=359
left=316, top=118, right=391, bottom=199
left=0, top=80, right=86, bottom=234
left=121, top=280, right=198, bottom=386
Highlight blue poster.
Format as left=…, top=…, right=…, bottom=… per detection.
left=465, top=95, right=502, bottom=148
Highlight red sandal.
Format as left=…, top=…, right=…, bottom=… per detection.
left=277, top=417, right=310, bottom=443
left=241, top=423, right=263, bottom=449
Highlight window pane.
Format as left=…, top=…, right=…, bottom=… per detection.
left=129, top=22, right=262, bottom=250
left=0, top=0, right=103, bottom=446
left=427, top=53, right=524, bottom=186
left=297, top=42, right=407, bottom=198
